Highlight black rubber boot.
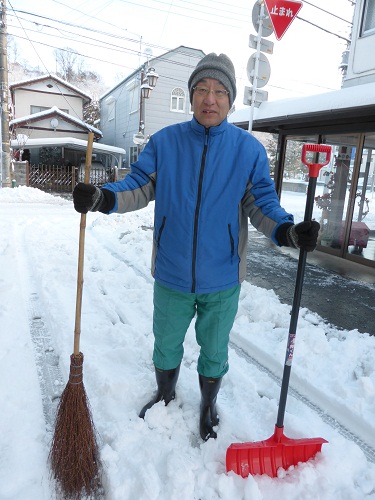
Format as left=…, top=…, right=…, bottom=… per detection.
left=199, top=375, right=222, bottom=441
left=139, top=364, right=180, bottom=419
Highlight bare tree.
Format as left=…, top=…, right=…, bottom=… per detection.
left=7, top=35, right=44, bottom=83
left=8, top=39, right=108, bottom=127
left=7, top=35, right=19, bottom=64
left=54, top=47, right=82, bottom=82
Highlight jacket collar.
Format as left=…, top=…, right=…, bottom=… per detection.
left=191, top=116, right=228, bottom=136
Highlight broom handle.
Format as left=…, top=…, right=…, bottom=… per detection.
left=73, top=132, right=94, bottom=355
left=276, top=174, right=317, bottom=429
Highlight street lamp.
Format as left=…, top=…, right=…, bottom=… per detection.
left=145, top=67, right=158, bottom=88
left=133, top=66, right=159, bottom=151
left=140, top=81, right=153, bottom=100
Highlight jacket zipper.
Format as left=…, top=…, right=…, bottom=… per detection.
left=191, top=129, right=209, bottom=293
left=157, top=216, right=166, bottom=247
left=228, top=223, right=234, bottom=262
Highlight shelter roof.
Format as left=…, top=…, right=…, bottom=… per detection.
left=229, top=82, right=375, bottom=134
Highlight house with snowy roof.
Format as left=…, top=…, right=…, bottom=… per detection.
left=9, top=74, right=124, bottom=175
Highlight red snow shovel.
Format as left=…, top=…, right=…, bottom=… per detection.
left=226, top=143, right=332, bottom=478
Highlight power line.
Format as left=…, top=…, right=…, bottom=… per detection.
left=131, top=0, right=250, bottom=20
left=7, top=4, right=50, bottom=74
left=8, top=5, right=353, bottom=68
left=7, top=20, right=142, bottom=61
left=108, top=0, right=247, bottom=29
left=8, top=32, right=197, bottom=89
left=9, top=33, right=134, bottom=70
left=8, top=8, right=204, bottom=60
left=8, top=9, right=154, bottom=49
left=302, top=0, right=353, bottom=24
left=296, top=15, right=351, bottom=43
left=9, top=2, right=353, bottom=52
left=51, top=0, right=142, bottom=40
left=7, top=1, right=90, bottom=123
left=7, top=2, right=354, bottom=100
left=7, top=7, right=204, bottom=90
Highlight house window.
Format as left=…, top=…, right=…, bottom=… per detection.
left=105, top=95, right=116, bottom=121
left=129, top=146, right=138, bottom=164
left=30, top=105, right=69, bottom=114
left=171, top=88, right=185, bottom=112
left=361, top=0, right=375, bottom=35
left=31, top=105, right=49, bottom=114
left=126, top=79, right=139, bottom=115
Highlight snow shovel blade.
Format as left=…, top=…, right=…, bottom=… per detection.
left=226, top=426, right=327, bottom=478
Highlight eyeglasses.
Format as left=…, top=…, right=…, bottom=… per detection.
left=192, top=86, right=229, bottom=99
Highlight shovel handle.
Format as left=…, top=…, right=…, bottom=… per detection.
left=301, top=143, right=332, bottom=178
left=73, top=132, right=94, bottom=355
left=276, top=144, right=331, bottom=429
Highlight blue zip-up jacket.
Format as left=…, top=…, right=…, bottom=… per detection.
left=103, top=117, right=293, bottom=293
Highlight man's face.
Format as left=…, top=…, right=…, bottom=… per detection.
left=192, top=78, right=230, bottom=128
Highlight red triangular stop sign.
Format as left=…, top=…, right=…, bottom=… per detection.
left=264, top=0, right=303, bottom=40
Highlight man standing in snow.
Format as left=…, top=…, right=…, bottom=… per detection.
left=73, top=53, right=319, bottom=441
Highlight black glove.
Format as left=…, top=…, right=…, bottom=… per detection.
left=277, top=221, right=320, bottom=252
left=73, top=183, right=115, bottom=214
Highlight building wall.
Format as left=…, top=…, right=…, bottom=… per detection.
left=99, top=47, right=204, bottom=167
left=13, top=79, right=85, bottom=120
left=99, top=82, right=137, bottom=159
left=144, top=48, right=201, bottom=136
left=14, top=121, right=92, bottom=140
left=342, top=0, right=375, bottom=87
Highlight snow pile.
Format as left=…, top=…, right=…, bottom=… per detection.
left=1, top=186, right=374, bottom=499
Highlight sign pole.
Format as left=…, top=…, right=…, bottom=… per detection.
left=249, top=2, right=265, bottom=133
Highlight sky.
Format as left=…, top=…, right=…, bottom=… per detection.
left=6, top=0, right=355, bottom=104
left=1, top=185, right=375, bottom=499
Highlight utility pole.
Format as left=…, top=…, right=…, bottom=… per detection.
left=0, top=0, right=10, bottom=187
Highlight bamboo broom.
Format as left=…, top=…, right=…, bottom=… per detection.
left=49, top=132, right=103, bottom=499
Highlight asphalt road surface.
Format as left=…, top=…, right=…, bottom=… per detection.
left=246, top=233, right=375, bottom=336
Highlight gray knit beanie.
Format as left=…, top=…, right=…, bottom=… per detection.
left=188, top=53, right=237, bottom=107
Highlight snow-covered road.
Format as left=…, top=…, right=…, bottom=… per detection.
left=1, top=187, right=375, bottom=499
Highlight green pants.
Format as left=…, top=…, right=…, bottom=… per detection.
left=152, top=282, right=241, bottom=378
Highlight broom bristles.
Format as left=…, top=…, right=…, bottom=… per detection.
left=49, top=353, right=103, bottom=499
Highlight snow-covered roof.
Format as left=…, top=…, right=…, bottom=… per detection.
left=10, top=106, right=102, bottom=137
left=229, top=82, right=375, bottom=128
left=10, top=136, right=125, bottom=156
left=9, top=74, right=92, bottom=102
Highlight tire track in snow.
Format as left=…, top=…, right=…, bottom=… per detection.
left=14, top=222, right=65, bottom=431
left=28, top=291, right=65, bottom=429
